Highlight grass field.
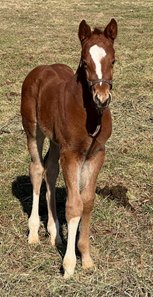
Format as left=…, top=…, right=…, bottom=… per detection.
left=0, top=0, right=153, bottom=296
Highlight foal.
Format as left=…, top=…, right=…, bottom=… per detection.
left=21, top=18, right=117, bottom=278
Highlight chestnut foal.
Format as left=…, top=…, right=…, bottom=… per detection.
left=21, top=19, right=117, bottom=278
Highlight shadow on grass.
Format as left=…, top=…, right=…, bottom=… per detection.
left=12, top=175, right=68, bottom=267
left=12, top=176, right=134, bottom=274
left=12, top=175, right=67, bottom=223
left=12, top=176, right=134, bottom=225
left=96, top=184, right=135, bottom=211
left=12, top=176, right=134, bottom=226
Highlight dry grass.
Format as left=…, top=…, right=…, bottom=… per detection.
left=0, top=0, right=153, bottom=296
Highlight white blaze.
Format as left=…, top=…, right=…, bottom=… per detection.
left=89, top=45, right=106, bottom=80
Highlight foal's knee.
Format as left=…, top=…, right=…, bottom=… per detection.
left=65, top=195, right=83, bottom=222
left=30, top=161, right=44, bottom=175
left=29, top=162, right=44, bottom=185
left=82, top=194, right=95, bottom=214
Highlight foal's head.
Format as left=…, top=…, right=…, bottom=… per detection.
left=78, top=19, right=117, bottom=110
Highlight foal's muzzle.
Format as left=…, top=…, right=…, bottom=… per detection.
left=87, top=78, right=112, bottom=110
left=94, top=93, right=112, bottom=110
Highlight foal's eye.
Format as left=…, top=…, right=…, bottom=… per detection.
left=112, top=59, right=116, bottom=65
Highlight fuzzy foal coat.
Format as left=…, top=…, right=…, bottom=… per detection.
left=21, top=18, right=117, bottom=278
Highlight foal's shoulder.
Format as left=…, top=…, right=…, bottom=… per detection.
left=48, top=63, right=74, bottom=76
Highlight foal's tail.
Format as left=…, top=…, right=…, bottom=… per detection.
left=21, top=65, right=46, bottom=137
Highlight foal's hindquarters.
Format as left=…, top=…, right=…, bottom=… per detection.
left=23, top=125, right=62, bottom=247
left=21, top=66, right=62, bottom=248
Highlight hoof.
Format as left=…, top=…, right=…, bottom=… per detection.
left=63, top=257, right=76, bottom=279
left=63, top=270, right=74, bottom=279
left=82, top=256, right=94, bottom=269
left=28, top=233, right=40, bottom=244
left=63, top=265, right=75, bottom=279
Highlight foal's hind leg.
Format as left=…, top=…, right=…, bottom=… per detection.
left=44, top=142, right=62, bottom=246
left=27, top=128, right=44, bottom=244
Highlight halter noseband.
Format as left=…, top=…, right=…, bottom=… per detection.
left=80, top=59, right=113, bottom=90
left=87, top=78, right=113, bottom=90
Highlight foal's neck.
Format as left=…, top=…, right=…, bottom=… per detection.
left=75, top=64, right=101, bottom=115
left=73, top=64, right=102, bottom=136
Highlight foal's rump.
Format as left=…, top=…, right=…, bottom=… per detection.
left=21, top=64, right=74, bottom=138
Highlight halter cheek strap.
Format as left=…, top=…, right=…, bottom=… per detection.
left=80, top=59, right=113, bottom=90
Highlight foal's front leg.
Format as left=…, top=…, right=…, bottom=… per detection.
left=78, top=149, right=105, bottom=269
left=61, top=152, right=83, bottom=278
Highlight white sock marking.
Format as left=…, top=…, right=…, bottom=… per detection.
left=63, top=216, right=80, bottom=277
left=66, top=216, right=80, bottom=258
left=28, top=192, right=40, bottom=243
left=89, top=45, right=106, bottom=81
left=29, top=192, right=40, bottom=227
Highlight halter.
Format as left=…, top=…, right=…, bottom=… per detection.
left=80, top=58, right=113, bottom=90
left=78, top=61, right=113, bottom=137
left=87, top=77, right=112, bottom=112
left=87, top=75, right=112, bottom=137
left=87, top=78, right=113, bottom=90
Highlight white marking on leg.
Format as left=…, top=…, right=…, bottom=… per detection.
left=63, top=216, right=80, bottom=278
left=46, top=186, right=62, bottom=246
left=89, top=45, right=106, bottom=83
left=47, top=218, right=62, bottom=246
left=28, top=192, right=40, bottom=244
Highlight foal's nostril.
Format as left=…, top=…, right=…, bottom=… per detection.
left=94, top=93, right=112, bottom=109
left=95, top=95, right=102, bottom=108
left=95, top=95, right=100, bottom=104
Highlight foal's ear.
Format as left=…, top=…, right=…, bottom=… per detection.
left=104, top=18, right=118, bottom=42
left=78, top=20, right=92, bottom=44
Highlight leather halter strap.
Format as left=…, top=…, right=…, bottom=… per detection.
left=80, top=59, right=113, bottom=90
left=87, top=78, right=113, bottom=89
